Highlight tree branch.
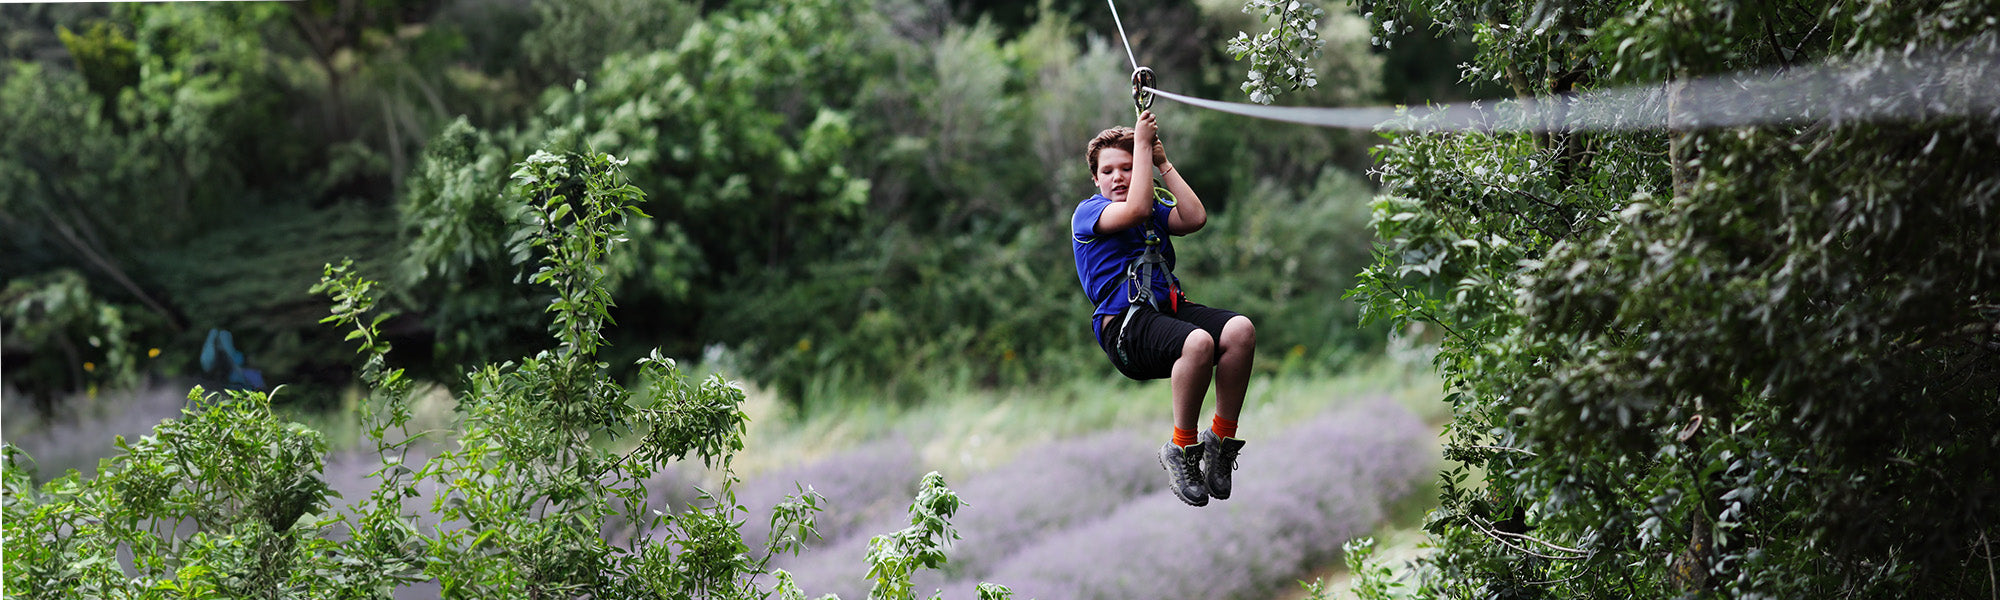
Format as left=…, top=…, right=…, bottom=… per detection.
left=1526, top=564, right=1595, bottom=586
left=32, top=202, right=181, bottom=328
left=1467, top=514, right=1589, bottom=559
left=1893, top=321, right=2000, bottom=357
left=1464, top=444, right=1539, bottom=457
left=1975, top=531, right=1997, bottom=600
left=1389, top=284, right=1468, bottom=345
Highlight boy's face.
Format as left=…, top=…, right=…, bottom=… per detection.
left=1092, top=147, right=1136, bottom=202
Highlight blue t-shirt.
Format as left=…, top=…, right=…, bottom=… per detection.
left=1072, top=193, right=1180, bottom=342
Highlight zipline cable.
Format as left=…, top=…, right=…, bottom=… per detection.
left=1105, top=0, right=1140, bottom=73
left=1141, top=86, right=1399, bottom=129
left=1103, top=0, right=2000, bottom=132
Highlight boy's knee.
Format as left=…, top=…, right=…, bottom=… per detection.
left=1180, top=329, right=1216, bottom=363
left=1223, top=316, right=1256, bottom=349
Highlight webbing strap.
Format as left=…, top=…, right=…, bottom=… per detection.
left=1124, top=234, right=1167, bottom=310
left=1113, top=221, right=1169, bottom=367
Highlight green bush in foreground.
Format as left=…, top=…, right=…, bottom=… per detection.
left=2, top=149, right=1008, bottom=600
left=1345, top=1, right=1999, bottom=598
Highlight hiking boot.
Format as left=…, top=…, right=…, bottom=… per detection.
left=1200, top=429, right=1247, bottom=500
left=1158, top=441, right=1209, bottom=506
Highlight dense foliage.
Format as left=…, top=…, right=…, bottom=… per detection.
left=4, top=150, right=1009, bottom=599
left=2, top=0, right=504, bottom=408
left=3, top=0, right=1405, bottom=413
left=1345, top=0, right=2000, bottom=597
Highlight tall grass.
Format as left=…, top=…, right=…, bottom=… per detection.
left=730, top=353, right=1441, bottom=480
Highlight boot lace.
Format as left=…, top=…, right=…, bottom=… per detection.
left=1180, top=446, right=1205, bottom=482
left=1217, top=443, right=1242, bottom=472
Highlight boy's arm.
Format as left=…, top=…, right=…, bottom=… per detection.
left=1162, top=160, right=1205, bottom=235
left=1097, top=111, right=1161, bottom=233
left=1156, top=120, right=1207, bottom=235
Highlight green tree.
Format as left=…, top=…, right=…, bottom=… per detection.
left=392, top=116, right=548, bottom=372
left=2, top=2, right=528, bottom=407
left=1344, top=0, right=2000, bottom=597
left=519, top=0, right=696, bottom=88
left=395, top=0, right=885, bottom=377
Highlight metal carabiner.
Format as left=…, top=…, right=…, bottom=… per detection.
left=1131, top=67, right=1157, bottom=112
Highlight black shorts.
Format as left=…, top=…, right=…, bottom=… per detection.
left=1097, top=302, right=1245, bottom=381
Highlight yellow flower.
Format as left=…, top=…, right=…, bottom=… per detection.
left=796, top=338, right=812, bottom=352
left=148, top=348, right=161, bottom=358
left=83, top=361, right=96, bottom=372
left=1002, top=349, right=1017, bottom=362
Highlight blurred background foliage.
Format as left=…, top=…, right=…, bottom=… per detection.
left=2, top=0, right=1472, bottom=415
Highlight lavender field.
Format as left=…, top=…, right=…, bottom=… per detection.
left=763, top=398, right=1434, bottom=600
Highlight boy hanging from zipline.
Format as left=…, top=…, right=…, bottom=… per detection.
left=1072, top=107, right=1256, bottom=507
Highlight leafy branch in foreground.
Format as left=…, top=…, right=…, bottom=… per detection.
left=2, top=149, right=1007, bottom=600
left=1228, top=0, right=1327, bottom=104
left=3, top=385, right=336, bottom=599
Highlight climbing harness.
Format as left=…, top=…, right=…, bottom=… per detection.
left=1112, top=217, right=1182, bottom=367
left=1110, top=174, right=1182, bottom=366
left=1127, top=214, right=1180, bottom=311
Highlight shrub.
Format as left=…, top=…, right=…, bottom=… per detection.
left=1, top=149, right=1003, bottom=600
left=1348, top=1, right=2000, bottom=597
left=2, top=386, right=333, bottom=598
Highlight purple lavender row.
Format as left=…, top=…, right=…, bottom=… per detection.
left=770, top=429, right=1161, bottom=599
left=724, top=437, right=921, bottom=552
left=944, top=399, right=1432, bottom=600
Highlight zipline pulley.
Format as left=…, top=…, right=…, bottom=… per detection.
left=1131, top=67, right=1157, bottom=112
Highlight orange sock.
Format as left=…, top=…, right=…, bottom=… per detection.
left=1172, top=426, right=1198, bottom=447
left=1211, top=415, right=1238, bottom=440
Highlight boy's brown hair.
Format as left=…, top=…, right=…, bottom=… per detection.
left=1086, top=126, right=1136, bottom=176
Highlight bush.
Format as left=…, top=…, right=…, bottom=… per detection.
left=1346, top=1, right=2000, bottom=597
left=2, top=150, right=1006, bottom=600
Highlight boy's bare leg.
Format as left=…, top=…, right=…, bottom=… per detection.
left=1212, top=316, right=1256, bottom=423
left=1171, top=330, right=1216, bottom=433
